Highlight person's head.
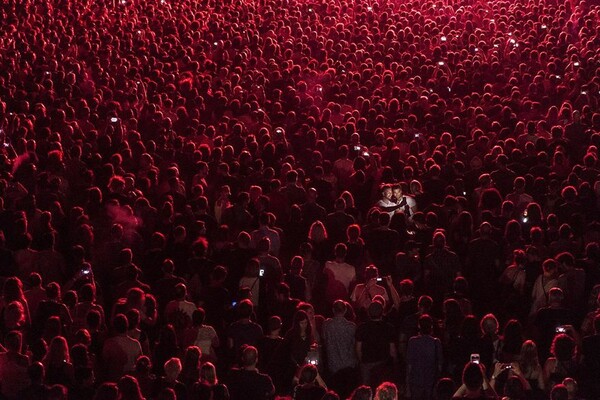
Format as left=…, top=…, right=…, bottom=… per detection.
left=275, top=282, right=291, bottom=301
left=519, top=340, right=540, bottom=368
left=374, top=382, right=397, bottom=400
left=267, top=315, right=282, bottom=335
left=550, top=384, right=569, bottom=400
left=435, top=377, right=455, bottom=400
left=548, top=287, right=564, bottom=307
left=418, top=295, right=433, bottom=313
left=241, top=345, right=258, bottom=368
left=3, top=277, right=25, bottom=301
left=298, top=363, right=318, bottom=384
left=433, top=231, right=446, bottom=249
left=200, top=361, right=218, bottom=384
left=562, top=377, right=578, bottom=399
left=543, top=259, right=559, bottom=276
left=453, top=276, right=469, bottom=294
left=93, top=383, right=119, bottom=400
left=28, top=361, right=45, bottom=383
left=29, top=272, right=43, bottom=288
left=334, top=243, right=347, bottom=260
left=182, top=346, right=202, bottom=372
left=392, top=185, right=403, bottom=199
left=462, top=362, right=484, bottom=391
left=480, top=313, right=499, bottom=336
left=368, top=300, right=384, bottom=320
left=349, top=385, right=373, bottom=400
left=135, top=356, right=152, bottom=375
left=418, top=314, right=434, bottom=335
left=164, top=357, right=182, bottom=382
left=234, top=298, right=253, bottom=320
left=551, top=334, right=576, bottom=362
left=364, top=265, right=379, bottom=281
left=48, top=385, right=68, bottom=400
left=347, top=224, right=361, bottom=241
left=332, top=299, right=347, bottom=317
left=290, top=256, right=303, bottom=274
left=380, top=184, right=393, bottom=200
left=192, top=308, right=205, bottom=327
left=5, top=330, right=22, bottom=353
left=555, top=252, right=575, bottom=271
left=291, top=310, right=311, bottom=335
left=113, top=314, right=129, bottom=335
left=399, top=279, right=414, bottom=297
left=45, top=336, right=70, bottom=364
left=117, top=375, right=144, bottom=400
left=174, top=283, right=187, bottom=300
left=504, top=376, right=526, bottom=399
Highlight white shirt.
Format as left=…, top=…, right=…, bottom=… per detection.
left=324, top=261, right=356, bottom=294
left=351, top=281, right=389, bottom=310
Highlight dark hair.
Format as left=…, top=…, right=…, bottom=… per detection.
left=93, top=383, right=119, bottom=400
left=192, top=308, right=206, bottom=326
left=551, top=334, right=576, bottom=362
left=462, top=362, right=484, bottom=390
left=418, top=314, right=434, bottom=335
left=349, top=385, right=373, bottom=400
left=113, top=314, right=129, bottom=334
left=298, top=363, right=318, bottom=384
left=236, top=299, right=253, bottom=319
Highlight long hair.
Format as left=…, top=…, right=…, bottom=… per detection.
left=288, top=310, right=313, bottom=343
left=43, top=336, right=70, bottom=367
left=519, top=340, right=540, bottom=376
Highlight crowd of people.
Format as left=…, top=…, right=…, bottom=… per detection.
left=1, top=0, right=600, bottom=398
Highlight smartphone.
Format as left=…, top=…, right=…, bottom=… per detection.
left=376, top=277, right=383, bottom=282
left=232, top=301, right=237, bottom=307
left=259, top=269, right=265, bottom=277
left=363, top=151, right=370, bottom=157
left=556, top=326, right=566, bottom=333
left=503, top=364, right=513, bottom=370
left=354, top=145, right=361, bottom=151
left=110, top=117, right=119, bottom=123
left=470, top=354, right=480, bottom=364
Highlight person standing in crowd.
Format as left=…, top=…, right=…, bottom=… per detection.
left=392, top=185, right=417, bottom=220
left=406, top=314, right=443, bottom=399
left=322, top=300, right=358, bottom=398
left=102, top=315, right=143, bottom=382
left=227, top=346, right=275, bottom=400
left=356, top=301, right=397, bottom=387
left=324, top=244, right=356, bottom=306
